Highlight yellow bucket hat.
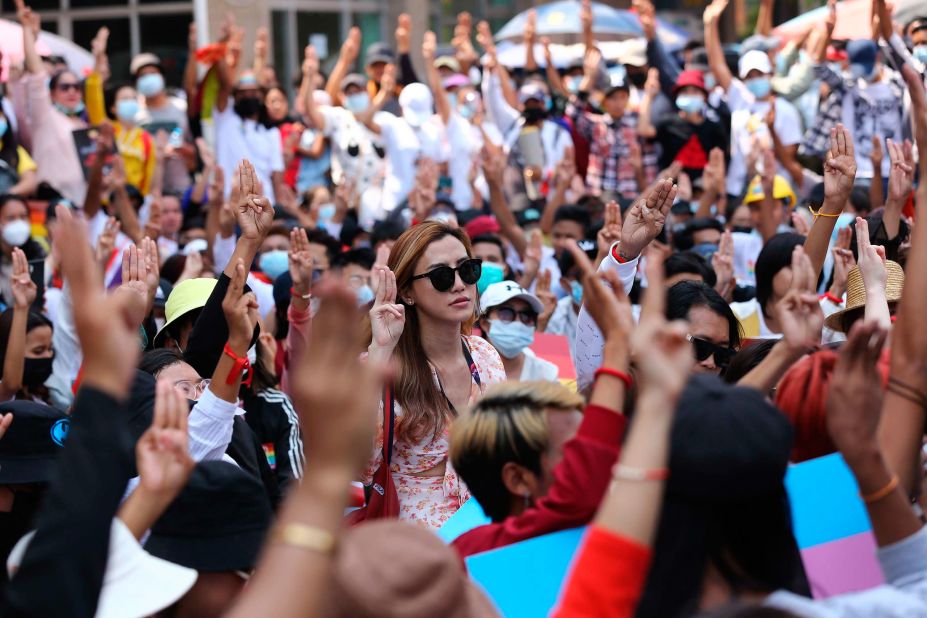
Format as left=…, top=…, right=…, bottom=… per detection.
left=152, top=278, right=218, bottom=347
left=823, top=261, right=904, bottom=333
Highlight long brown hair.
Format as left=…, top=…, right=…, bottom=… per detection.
left=388, top=222, right=476, bottom=442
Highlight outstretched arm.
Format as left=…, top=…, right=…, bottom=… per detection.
left=703, top=0, right=733, bottom=91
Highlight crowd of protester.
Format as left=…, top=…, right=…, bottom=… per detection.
left=0, top=0, right=926, bottom=613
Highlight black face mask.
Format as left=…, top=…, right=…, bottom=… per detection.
left=628, top=72, right=648, bottom=88
left=234, top=96, right=263, bottom=119
left=23, top=356, right=53, bottom=389
left=523, top=107, right=546, bottom=123
left=731, top=226, right=754, bottom=235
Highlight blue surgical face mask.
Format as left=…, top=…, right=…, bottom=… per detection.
left=692, top=242, right=719, bottom=261
left=487, top=319, right=535, bottom=359
left=317, top=203, right=336, bottom=221
left=570, top=280, right=583, bottom=306
left=675, top=94, right=706, bottom=115
left=344, top=92, right=370, bottom=113
left=54, top=101, right=85, bottom=116
left=260, top=250, right=289, bottom=280
left=565, top=75, right=583, bottom=94
left=356, top=284, right=375, bottom=307
left=477, top=261, right=505, bottom=295
left=116, top=99, right=139, bottom=122
left=137, top=73, right=165, bottom=97
left=745, top=77, right=771, bottom=98
left=915, top=45, right=927, bottom=64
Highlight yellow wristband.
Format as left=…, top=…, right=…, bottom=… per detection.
left=273, top=523, right=336, bottom=554
left=808, top=205, right=840, bottom=219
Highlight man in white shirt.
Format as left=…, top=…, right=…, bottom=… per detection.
left=213, top=73, right=284, bottom=204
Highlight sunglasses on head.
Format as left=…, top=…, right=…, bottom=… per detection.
left=493, top=306, right=538, bottom=326
left=56, top=82, right=81, bottom=92
left=411, top=258, right=482, bottom=292
left=686, top=334, right=736, bottom=369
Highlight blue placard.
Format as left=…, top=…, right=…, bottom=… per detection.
left=466, top=527, right=586, bottom=618
left=438, top=498, right=492, bottom=543
left=784, top=453, right=872, bottom=549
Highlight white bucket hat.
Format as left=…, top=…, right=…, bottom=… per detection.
left=7, top=518, right=197, bottom=618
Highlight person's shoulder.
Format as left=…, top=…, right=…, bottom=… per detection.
left=774, top=96, right=800, bottom=118
left=466, top=335, right=505, bottom=374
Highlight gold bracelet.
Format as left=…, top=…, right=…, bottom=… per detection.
left=272, top=523, right=336, bottom=554
left=860, top=474, right=899, bottom=504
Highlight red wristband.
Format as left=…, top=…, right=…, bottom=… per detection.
left=611, top=243, right=627, bottom=264
left=223, top=342, right=253, bottom=388
left=821, top=292, right=843, bottom=305
left=595, top=367, right=632, bottom=390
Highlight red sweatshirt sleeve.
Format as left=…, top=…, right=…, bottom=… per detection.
left=453, top=404, right=626, bottom=558
left=552, top=526, right=652, bottom=618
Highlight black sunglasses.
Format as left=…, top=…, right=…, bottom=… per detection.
left=56, top=82, right=81, bottom=92
left=686, top=335, right=736, bottom=369
left=493, top=306, right=538, bottom=326
left=411, top=258, right=482, bottom=292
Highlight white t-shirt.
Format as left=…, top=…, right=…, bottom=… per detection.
left=378, top=113, right=449, bottom=213
left=725, top=79, right=803, bottom=196
left=320, top=106, right=388, bottom=198
left=213, top=100, right=284, bottom=204
left=841, top=79, right=904, bottom=179
left=520, top=348, right=560, bottom=382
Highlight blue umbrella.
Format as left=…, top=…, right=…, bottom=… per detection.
left=493, top=1, right=690, bottom=51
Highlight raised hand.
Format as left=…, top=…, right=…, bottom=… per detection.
left=340, top=27, right=361, bottom=63
left=643, top=67, right=661, bottom=98
left=855, top=216, right=887, bottom=296
left=379, top=64, right=398, bottom=96
left=368, top=266, right=405, bottom=356
left=223, top=258, right=260, bottom=350
left=703, top=0, right=730, bottom=25
left=480, top=143, right=507, bottom=188
left=9, top=247, right=35, bottom=310
left=476, top=20, right=497, bottom=67
left=302, top=44, right=319, bottom=79
left=632, top=249, right=694, bottom=396
left=776, top=246, right=824, bottom=351
left=535, top=269, right=557, bottom=332
left=824, top=123, right=858, bottom=204
left=791, top=210, right=811, bottom=236
left=95, top=216, right=120, bottom=265
left=135, top=378, right=195, bottom=500
left=826, top=320, right=888, bottom=460
left=396, top=13, right=412, bottom=54
left=597, top=200, right=622, bottom=258
left=825, top=0, right=837, bottom=35
left=144, top=193, right=161, bottom=240
left=525, top=9, right=538, bottom=44
left=886, top=138, right=914, bottom=206
left=711, top=230, right=735, bottom=301
left=619, top=178, right=678, bottom=261
left=423, top=31, right=439, bottom=65
left=115, top=238, right=159, bottom=327
left=633, top=0, right=657, bottom=40
left=235, top=159, right=274, bottom=243
left=759, top=147, right=776, bottom=194
left=555, top=146, right=576, bottom=189
left=830, top=246, right=856, bottom=299
left=289, top=227, right=314, bottom=300
left=541, top=37, right=553, bottom=67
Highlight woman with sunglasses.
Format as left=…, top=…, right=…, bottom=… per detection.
left=8, top=2, right=89, bottom=205
left=478, top=281, right=559, bottom=382
left=666, top=281, right=742, bottom=374
left=366, top=221, right=506, bottom=529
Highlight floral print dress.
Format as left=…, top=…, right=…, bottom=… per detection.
left=362, top=336, right=506, bottom=530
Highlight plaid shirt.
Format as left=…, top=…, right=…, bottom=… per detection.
left=567, top=99, right=657, bottom=197
left=801, top=65, right=906, bottom=159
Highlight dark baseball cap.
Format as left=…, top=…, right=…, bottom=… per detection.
left=0, top=401, right=70, bottom=484
left=365, top=42, right=395, bottom=67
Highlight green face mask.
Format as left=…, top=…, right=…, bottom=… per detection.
left=477, top=261, right=505, bottom=295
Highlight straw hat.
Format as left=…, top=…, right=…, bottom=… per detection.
left=824, top=261, right=904, bottom=332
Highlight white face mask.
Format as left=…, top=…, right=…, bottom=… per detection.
left=2, top=219, right=30, bottom=247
